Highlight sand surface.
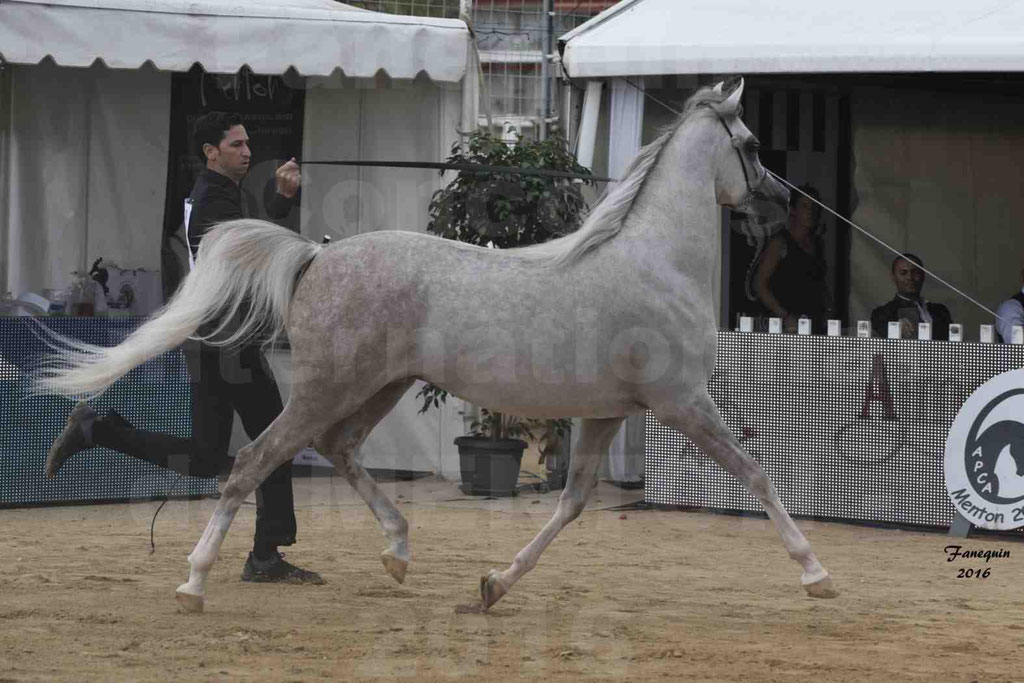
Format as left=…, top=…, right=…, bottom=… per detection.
left=1, top=475, right=1021, bottom=682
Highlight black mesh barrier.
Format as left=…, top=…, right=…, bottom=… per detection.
left=645, top=331, right=1024, bottom=531
left=0, top=317, right=218, bottom=505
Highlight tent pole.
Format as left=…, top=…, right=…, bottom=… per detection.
left=0, top=59, right=10, bottom=295
left=539, top=0, right=553, bottom=141
left=458, top=0, right=479, bottom=147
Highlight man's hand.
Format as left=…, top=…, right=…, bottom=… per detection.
left=276, top=157, right=301, bottom=199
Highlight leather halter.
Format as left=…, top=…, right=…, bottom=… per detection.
left=708, top=108, right=770, bottom=212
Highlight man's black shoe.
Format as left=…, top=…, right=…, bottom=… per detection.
left=241, top=552, right=325, bottom=585
left=46, top=401, right=96, bottom=478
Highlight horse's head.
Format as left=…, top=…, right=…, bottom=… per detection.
left=708, top=78, right=789, bottom=224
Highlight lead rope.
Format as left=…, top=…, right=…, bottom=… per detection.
left=149, top=472, right=183, bottom=554
left=767, top=170, right=1004, bottom=322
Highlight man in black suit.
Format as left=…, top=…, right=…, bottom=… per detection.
left=47, top=112, right=321, bottom=585
left=871, top=253, right=952, bottom=340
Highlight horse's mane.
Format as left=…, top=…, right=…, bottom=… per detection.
left=531, top=84, right=733, bottom=266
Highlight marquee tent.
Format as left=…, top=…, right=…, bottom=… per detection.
left=558, top=0, right=1024, bottom=483
left=0, top=0, right=467, bottom=80
left=0, top=0, right=474, bottom=478
left=560, top=0, right=1024, bottom=78
left=558, top=0, right=1024, bottom=334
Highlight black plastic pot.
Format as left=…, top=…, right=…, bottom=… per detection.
left=454, top=436, right=527, bottom=497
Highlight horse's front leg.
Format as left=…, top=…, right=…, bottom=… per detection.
left=481, top=416, right=625, bottom=609
left=313, top=380, right=415, bottom=584
left=654, top=392, right=838, bottom=598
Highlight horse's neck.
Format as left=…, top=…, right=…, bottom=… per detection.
left=613, top=122, right=720, bottom=273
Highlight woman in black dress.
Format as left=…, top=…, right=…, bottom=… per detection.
left=753, top=185, right=833, bottom=333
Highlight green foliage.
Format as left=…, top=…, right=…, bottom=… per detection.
left=426, top=130, right=593, bottom=249
left=416, top=130, right=592, bottom=444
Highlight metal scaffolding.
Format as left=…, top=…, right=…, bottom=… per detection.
left=350, top=0, right=619, bottom=141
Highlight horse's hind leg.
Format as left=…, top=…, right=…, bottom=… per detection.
left=655, top=392, right=838, bottom=598
left=481, top=417, right=625, bottom=609
left=313, top=379, right=415, bottom=584
left=174, top=402, right=341, bottom=613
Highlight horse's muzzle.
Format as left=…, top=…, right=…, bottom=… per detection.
left=759, top=173, right=790, bottom=208
left=739, top=179, right=789, bottom=223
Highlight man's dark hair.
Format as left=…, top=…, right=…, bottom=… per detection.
left=892, top=252, right=923, bottom=273
left=788, top=183, right=821, bottom=210
left=193, top=112, right=243, bottom=157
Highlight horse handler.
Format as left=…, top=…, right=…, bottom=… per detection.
left=46, top=111, right=323, bottom=586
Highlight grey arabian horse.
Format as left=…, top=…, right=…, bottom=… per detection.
left=38, top=78, right=837, bottom=613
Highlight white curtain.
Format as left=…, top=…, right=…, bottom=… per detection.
left=3, top=62, right=169, bottom=299
left=848, top=87, right=1024, bottom=334
left=608, top=78, right=645, bottom=179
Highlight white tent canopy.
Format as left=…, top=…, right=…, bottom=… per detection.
left=0, top=0, right=468, bottom=81
left=560, top=0, right=1024, bottom=78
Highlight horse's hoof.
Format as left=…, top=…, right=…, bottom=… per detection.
left=381, top=550, right=407, bottom=584
left=175, top=585, right=205, bottom=614
left=803, top=574, right=839, bottom=599
left=480, top=570, right=508, bottom=610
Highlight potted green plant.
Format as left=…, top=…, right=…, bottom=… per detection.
left=417, top=128, right=592, bottom=496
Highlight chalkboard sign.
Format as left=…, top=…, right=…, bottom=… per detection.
left=160, top=66, right=306, bottom=299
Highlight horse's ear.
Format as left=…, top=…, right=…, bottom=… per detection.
left=721, top=77, right=744, bottom=113
left=712, top=81, right=724, bottom=94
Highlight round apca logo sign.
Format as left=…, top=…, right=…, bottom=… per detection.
left=946, top=369, right=1024, bottom=530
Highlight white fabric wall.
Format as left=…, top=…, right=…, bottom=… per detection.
left=848, top=87, right=1024, bottom=334
left=301, top=74, right=462, bottom=239
left=608, top=78, right=644, bottom=179
left=3, top=62, right=169, bottom=299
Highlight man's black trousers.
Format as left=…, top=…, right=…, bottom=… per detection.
left=91, top=339, right=297, bottom=548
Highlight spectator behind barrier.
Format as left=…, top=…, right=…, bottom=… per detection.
left=994, top=268, right=1024, bottom=343
left=753, top=184, right=833, bottom=334
left=870, top=253, right=952, bottom=340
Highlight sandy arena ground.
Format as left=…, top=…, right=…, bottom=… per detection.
left=1, top=471, right=1022, bottom=683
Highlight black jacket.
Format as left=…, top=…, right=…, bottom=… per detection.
left=186, top=169, right=294, bottom=259
left=870, top=295, right=952, bottom=340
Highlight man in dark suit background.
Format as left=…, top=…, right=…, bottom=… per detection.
left=871, top=253, right=952, bottom=340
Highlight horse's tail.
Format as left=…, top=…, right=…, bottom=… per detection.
left=34, top=219, right=323, bottom=399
